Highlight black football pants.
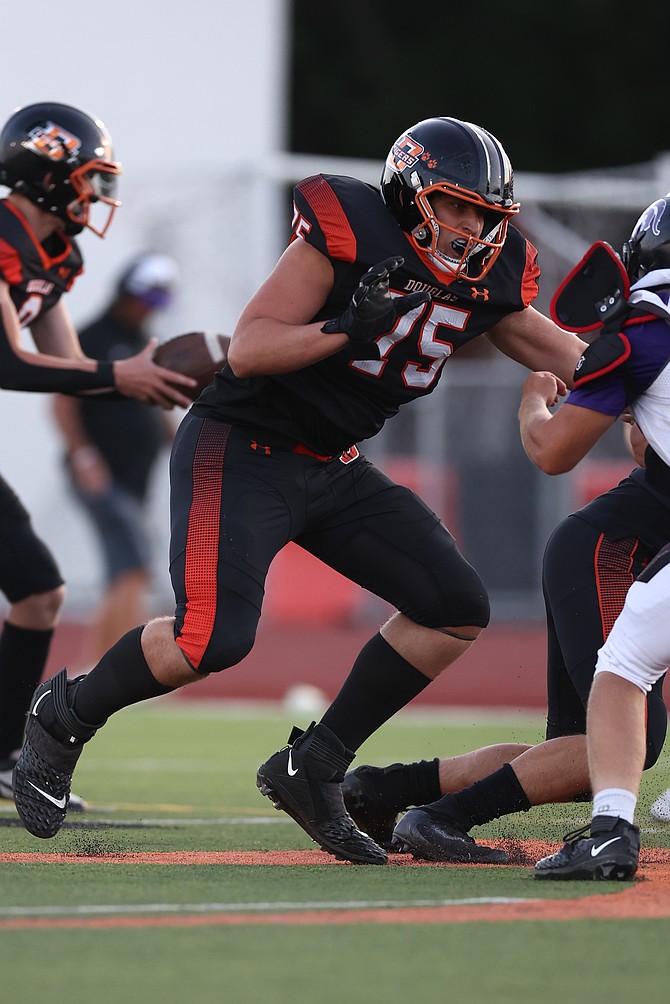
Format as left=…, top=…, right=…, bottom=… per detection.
left=543, top=477, right=670, bottom=768
left=168, top=415, right=490, bottom=675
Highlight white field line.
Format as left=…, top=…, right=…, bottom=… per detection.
left=72, top=815, right=285, bottom=825
left=0, top=897, right=534, bottom=919
left=1, top=805, right=667, bottom=836
left=1, top=806, right=666, bottom=836
left=0, top=812, right=283, bottom=825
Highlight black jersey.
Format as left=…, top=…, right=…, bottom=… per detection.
left=0, top=199, right=82, bottom=324
left=0, top=198, right=118, bottom=394
left=194, top=175, right=541, bottom=456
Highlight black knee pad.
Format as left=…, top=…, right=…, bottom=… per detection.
left=196, top=628, right=256, bottom=675
left=410, top=576, right=490, bottom=630
left=175, top=585, right=260, bottom=675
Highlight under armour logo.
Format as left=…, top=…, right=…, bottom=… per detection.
left=339, top=446, right=360, bottom=465
left=470, top=287, right=490, bottom=300
left=250, top=440, right=271, bottom=455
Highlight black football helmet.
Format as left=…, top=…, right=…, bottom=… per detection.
left=622, top=194, right=670, bottom=284
left=0, top=102, right=121, bottom=237
left=381, top=117, right=519, bottom=281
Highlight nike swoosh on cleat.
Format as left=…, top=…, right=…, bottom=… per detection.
left=590, top=836, right=622, bottom=857
left=31, top=690, right=52, bottom=716
left=287, top=751, right=299, bottom=776
left=27, top=781, right=67, bottom=809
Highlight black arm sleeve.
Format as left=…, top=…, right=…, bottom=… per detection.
left=0, top=319, right=116, bottom=394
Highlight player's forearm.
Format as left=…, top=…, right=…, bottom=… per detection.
left=488, top=308, right=586, bottom=386
left=0, top=337, right=114, bottom=393
left=0, top=287, right=114, bottom=394
left=518, top=393, right=560, bottom=472
left=227, top=317, right=349, bottom=377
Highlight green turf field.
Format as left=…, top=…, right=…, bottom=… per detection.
left=1, top=701, right=669, bottom=1004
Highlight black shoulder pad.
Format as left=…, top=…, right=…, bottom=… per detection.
left=572, top=330, right=631, bottom=387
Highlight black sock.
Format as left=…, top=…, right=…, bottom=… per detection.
left=319, top=633, right=432, bottom=751
left=423, top=763, right=532, bottom=830
left=72, top=626, right=174, bottom=724
left=374, top=759, right=441, bottom=811
left=0, top=623, right=53, bottom=762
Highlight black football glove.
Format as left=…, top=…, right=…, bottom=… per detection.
left=321, top=257, right=430, bottom=344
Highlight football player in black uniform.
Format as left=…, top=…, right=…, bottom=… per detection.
left=0, top=102, right=195, bottom=807
left=12, top=116, right=585, bottom=861
left=342, top=196, right=670, bottom=868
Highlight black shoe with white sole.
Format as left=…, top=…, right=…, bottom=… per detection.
left=12, top=669, right=99, bottom=838
left=257, top=722, right=388, bottom=865
left=533, top=815, right=640, bottom=881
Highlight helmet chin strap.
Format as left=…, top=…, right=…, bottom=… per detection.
left=426, top=248, right=465, bottom=276
left=413, top=211, right=505, bottom=279
left=462, top=222, right=502, bottom=262
left=413, top=221, right=467, bottom=276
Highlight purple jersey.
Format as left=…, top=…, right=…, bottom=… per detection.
left=567, top=315, right=670, bottom=416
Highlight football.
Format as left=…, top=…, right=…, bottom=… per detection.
left=153, top=331, right=230, bottom=400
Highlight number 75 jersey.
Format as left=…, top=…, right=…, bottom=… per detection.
left=202, top=174, right=541, bottom=457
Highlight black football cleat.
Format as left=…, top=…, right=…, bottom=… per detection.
left=257, top=722, right=388, bottom=865
left=533, top=815, right=640, bottom=881
left=393, top=807, right=509, bottom=864
left=341, top=764, right=404, bottom=849
left=13, top=669, right=99, bottom=838
left=0, top=757, right=87, bottom=813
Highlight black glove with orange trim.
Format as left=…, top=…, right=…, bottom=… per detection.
left=322, top=257, right=430, bottom=345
